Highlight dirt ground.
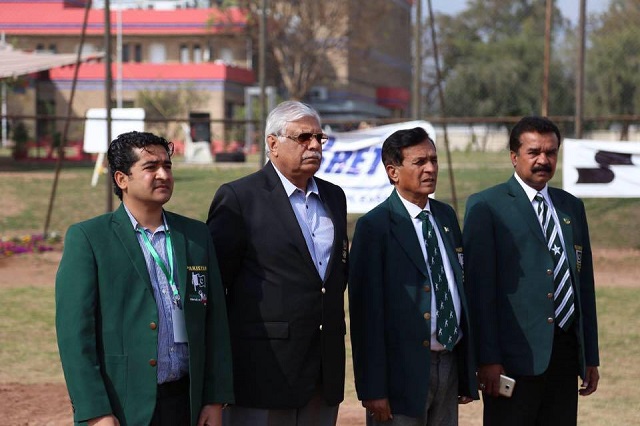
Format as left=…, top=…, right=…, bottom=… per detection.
left=0, top=247, right=637, bottom=425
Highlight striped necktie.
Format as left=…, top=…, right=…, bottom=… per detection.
left=535, top=193, right=575, bottom=331
left=418, top=210, right=459, bottom=350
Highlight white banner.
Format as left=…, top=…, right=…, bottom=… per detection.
left=83, top=108, right=146, bottom=154
left=563, top=139, right=640, bottom=197
left=317, top=120, right=436, bottom=213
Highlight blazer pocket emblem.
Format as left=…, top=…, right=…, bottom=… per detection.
left=455, top=247, right=463, bottom=267
left=574, top=245, right=583, bottom=273
left=563, top=217, right=571, bottom=224
left=188, top=266, right=208, bottom=306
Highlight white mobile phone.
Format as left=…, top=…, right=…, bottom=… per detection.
left=499, top=374, right=516, bottom=398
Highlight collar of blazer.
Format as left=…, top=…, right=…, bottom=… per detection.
left=262, top=162, right=335, bottom=281
left=111, top=204, right=187, bottom=297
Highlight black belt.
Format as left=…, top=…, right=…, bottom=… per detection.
left=157, top=375, right=189, bottom=399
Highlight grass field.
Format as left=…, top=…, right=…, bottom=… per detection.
left=0, top=150, right=639, bottom=424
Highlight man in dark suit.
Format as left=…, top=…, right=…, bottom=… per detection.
left=56, top=131, right=234, bottom=426
left=207, top=101, right=349, bottom=426
left=349, top=127, right=478, bottom=425
left=463, top=116, right=600, bottom=425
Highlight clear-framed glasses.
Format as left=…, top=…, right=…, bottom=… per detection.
left=278, top=132, right=329, bottom=145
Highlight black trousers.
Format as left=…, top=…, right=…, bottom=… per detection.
left=151, top=376, right=191, bottom=426
left=483, top=329, right=580, bottom=426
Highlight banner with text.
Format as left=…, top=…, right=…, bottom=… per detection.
left=563, top=139, right=640, bottom=197
left=316, top=120, right=436, bottom=213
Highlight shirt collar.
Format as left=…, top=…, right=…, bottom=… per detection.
left=396, top=190, right=431, bottom=219
left=123, top=203, right=168, bottom=232
left=272, top=161, right=320, bottom=198
left=514, top=172, right=550, bottom=202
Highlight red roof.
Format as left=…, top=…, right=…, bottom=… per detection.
left=0, top=1, right=247, bottom=35
left=50, top=62, right=255, bottom=85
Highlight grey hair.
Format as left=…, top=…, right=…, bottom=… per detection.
left=264, top=101, right=322, bottom=154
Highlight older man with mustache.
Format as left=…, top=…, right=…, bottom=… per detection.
left=207, top=101, right=349, bottom=426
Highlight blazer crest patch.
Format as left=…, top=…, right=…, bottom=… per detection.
left=455, top=247, right=463, bottom=267
left=574, top=245, right=583, bottom=272
left=188, top=267, right=208, bottom=305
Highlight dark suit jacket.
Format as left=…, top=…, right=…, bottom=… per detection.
left=56, top=204, right=234, bottom=425
left=463, top=176, right=600, bottom=378
left=349, top=190, right=478, bottom=418
left=206, top=161, right=348, bottom=409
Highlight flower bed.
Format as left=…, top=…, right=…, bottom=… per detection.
left=0, top=233, right=61, bottom=257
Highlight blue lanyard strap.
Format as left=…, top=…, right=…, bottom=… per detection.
left=137, top=221, right=182, bottom=309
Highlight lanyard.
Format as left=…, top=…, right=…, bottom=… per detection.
left=137, top=219, right=182, bottom=309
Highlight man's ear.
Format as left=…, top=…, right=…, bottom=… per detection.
left=386, top=164, right=399, bottom=184
left=510, top=150, right=518, bottom=168
left=114, top=170, right=128, bottom=192
left=267, top=134, right=278, bottom=157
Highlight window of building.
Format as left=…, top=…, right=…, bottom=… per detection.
left=48, top=44, right=57, bottom=53
left=180, top=44, right=189, bottom=63
left=122, top=43, right=130, bottom=63
left=149, top=43, right=166, bottom=63
left=193, top=44, right=202, bottom=64
left=35, top=43, right=45, bottom=52
left=134, top=44, right=142, bottom=63
left=219, top=47, right=233, bottom=64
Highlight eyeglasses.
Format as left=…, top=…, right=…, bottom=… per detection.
left=278, top=132, right=329, bottom=145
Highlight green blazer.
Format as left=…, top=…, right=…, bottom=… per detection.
left=349, top=190, right=478, bottom=418
left=463, top=176, right=600, bottom=378
left=56, top=204, right=234, bottom=425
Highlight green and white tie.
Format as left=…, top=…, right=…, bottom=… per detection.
left=535, top=193, right=575, bottom=331
left=418, top=211, right=459, bottom=350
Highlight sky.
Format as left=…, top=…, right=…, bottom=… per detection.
left=431, top=0, right=612, bottom=23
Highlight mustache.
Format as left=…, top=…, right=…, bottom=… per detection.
left=532, top=164, right=552, bottom=173
left=302, top=152, right=322, bottom=161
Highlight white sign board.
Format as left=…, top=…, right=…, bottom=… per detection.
left=316, top=120, right=436, bottom=213
left=563, top=139, right=640, bottom=197
left=83, top=108, right=146, bottom=154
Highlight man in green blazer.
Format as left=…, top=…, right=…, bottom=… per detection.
left=349, top=127, right=478, bottom=425
left=56, top=131, right=233, bottom=426
left=463, top=117, right=599, bottom=425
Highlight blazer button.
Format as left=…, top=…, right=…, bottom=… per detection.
left=422, top=340, right=430, bottom=348
left=547, top=317, right=554, bottom=324
left=547, top=293, right=553, bottom=299
left=319, top=324, right=323, bottom=331
left=149, top=359, right=157, bottom=367
left=150, top=322, right=157, bottom=330
left=546, top=269, right=553, bottom=276
left=423, top=312, right=431, bottom=320
left=321, top=287, right=326, bottom=294
left=423, top=285, right=430, bottom=292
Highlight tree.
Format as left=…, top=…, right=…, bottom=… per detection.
left=219, top=0, right=395, bottom=100
left=137, top=84, right=209, bottom=138
left=422, top=0, right=574, bottom=118
left=585, top=0, right=640, bottom=139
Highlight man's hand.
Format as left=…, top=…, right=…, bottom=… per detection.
left=580, top=366, right=599, bottom=396
left=458, top=396, right=474, bottom=404
left=477, top=364, right=505, bottom=397
left=362, top=398, right=393, bottom=422
left=197, top=404, right=223, bottom=426
left=87, top=415, right=120, bottom=426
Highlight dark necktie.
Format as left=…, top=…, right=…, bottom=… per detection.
left=535, top=193, right=575, bottom=331
left=418, top=210, right=459, bottom=350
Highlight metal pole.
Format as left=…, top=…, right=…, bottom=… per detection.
left=116, top=1, right=123, bottom=108
left=426, top=0, right=458, bottom=213
left=575, top=0, right=586, bottom=138
left=105, top=0, right=114, bottom=212
left=542, top=0, right=552, bottom=116
left=412, top=0, right=422, bottom=119
left=44, top=0, right=93, bottom=236
left=258, top=0, right=267, bottom=167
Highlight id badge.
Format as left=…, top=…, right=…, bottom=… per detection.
left=172, top=305, right=188, bottom=343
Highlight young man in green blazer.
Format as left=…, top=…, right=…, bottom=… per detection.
left=56, top=131, right=233, bottom=426
left=463, top=117, right=600, bottom=425
left=349, top=127, right=478, bottom=425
